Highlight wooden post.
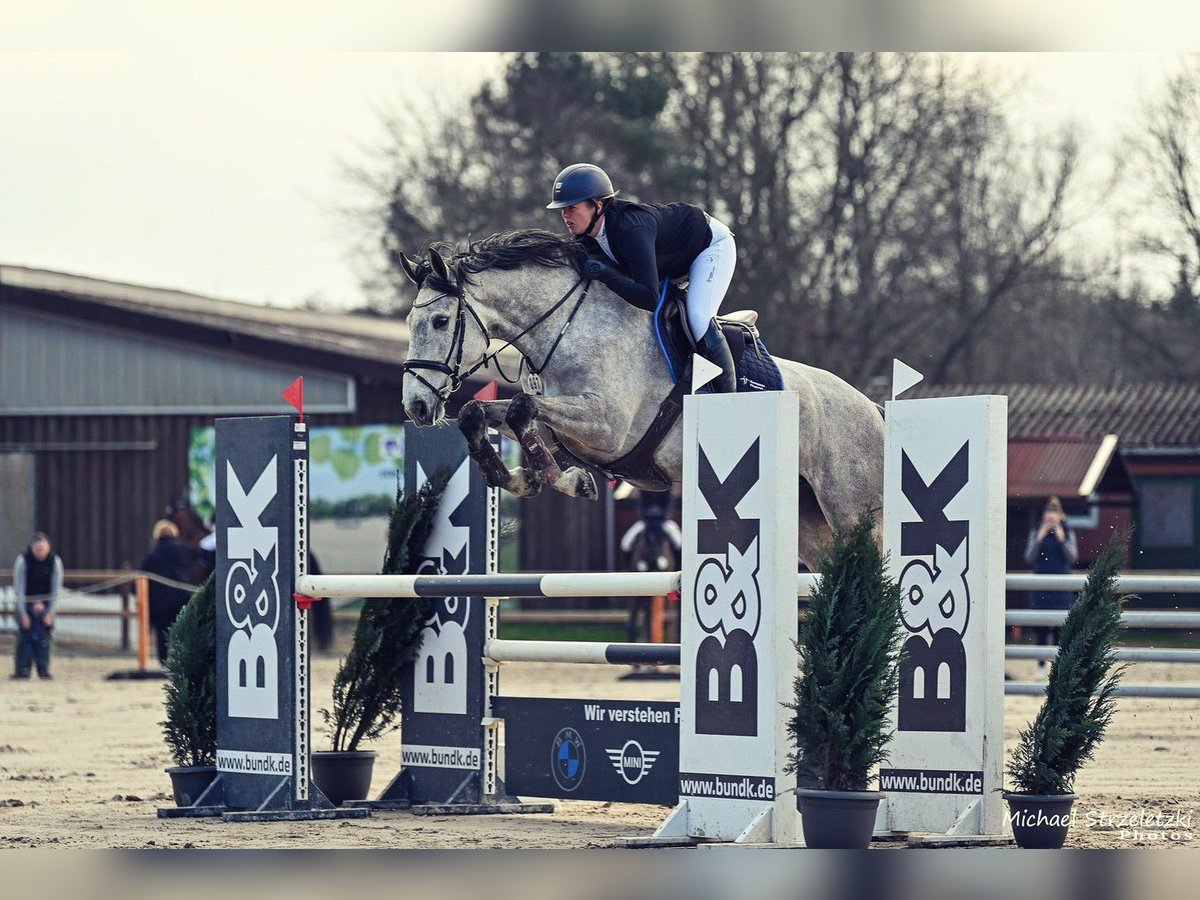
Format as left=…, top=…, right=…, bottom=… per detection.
left=650, top=595, right=665, bottom=644
left=136, top=575, right=150, bottom=673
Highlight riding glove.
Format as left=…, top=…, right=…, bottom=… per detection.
left=582, top=258, right=616, bottom=281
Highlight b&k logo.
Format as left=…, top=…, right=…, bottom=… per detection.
left=897, top=442, right=971, bottom=732
left=693, top=439, right=762, bottom=737
left=224, top=455, right=281, bottom=720
left=606, top=740, right=660, bottom=786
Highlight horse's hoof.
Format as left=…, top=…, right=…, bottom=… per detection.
left=506, top=392, right=538, bottom=433
left=554, top=466, right=598, bottom=500
left=507, top=468, right=543, bottom=498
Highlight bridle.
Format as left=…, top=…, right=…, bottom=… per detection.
left=399, top=289, right=492, bottom=403
left=400, top=274, right=591, bottom=405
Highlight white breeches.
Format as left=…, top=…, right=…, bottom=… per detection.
left=685, top=216, right=736, bottom=340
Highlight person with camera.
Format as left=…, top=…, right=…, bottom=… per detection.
left=1023, top=496, right=1079, bottom=671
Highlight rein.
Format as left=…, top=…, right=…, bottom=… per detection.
left=401, top=274, right=591, bottom=402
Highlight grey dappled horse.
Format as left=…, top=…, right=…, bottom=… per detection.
left=399, top=230, right=883, bottom=568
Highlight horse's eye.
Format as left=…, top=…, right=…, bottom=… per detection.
left=432, top=314, right=450, bottom=330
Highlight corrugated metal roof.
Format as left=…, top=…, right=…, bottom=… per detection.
left=0, top=264, right=411, bottom=366
left=878, top=381, right=1200, bottom=452
left=1008, top=435, right=1120, bottom=499
left=1, top=305, right=355, bottom=414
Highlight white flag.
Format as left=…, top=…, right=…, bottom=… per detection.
left=892, top=358, right=924, bottom=400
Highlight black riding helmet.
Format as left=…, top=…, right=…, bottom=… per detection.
left=546, top=163, right=618, bottom=209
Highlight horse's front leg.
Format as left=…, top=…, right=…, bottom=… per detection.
left=456, top=399, right=543, bottom=498
left=504, top=392, right=634, bottom=500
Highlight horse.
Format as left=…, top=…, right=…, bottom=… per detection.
left=620, top=489, right=681, bottom=645
left=399, top=229, right=884, bottom=568
left=165, top=498, right=214, bottom=584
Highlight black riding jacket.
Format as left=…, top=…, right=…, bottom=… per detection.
left=577, top=199, right=712, bottom=311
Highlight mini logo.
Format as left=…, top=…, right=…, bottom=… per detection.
left=606, top=740, right=660, bottom=785
left=551, top=727, right=586, bottom=792
left=555, top=181, right=564, bottom=191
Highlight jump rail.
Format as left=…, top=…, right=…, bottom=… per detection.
left=296, top=572, right=681, bottom=599
left=1006, top=683, right=1200, bottom=699
left=484, top=638, right=680, bottom=666
left=298, top=572, right=1200, bottom=601
left=483, top=638, right=1200, bottom=670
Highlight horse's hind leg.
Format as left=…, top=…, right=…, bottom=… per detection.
left=457, top=399, right=542, bottom=498
left=797, top=478, right=833, bottom=571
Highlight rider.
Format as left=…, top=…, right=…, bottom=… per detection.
left=547, top=163, right=738, bottom=393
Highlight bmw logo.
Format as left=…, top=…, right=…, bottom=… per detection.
left=551, top=727, right=586, bottom=792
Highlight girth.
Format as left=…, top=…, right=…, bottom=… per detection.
left=550, top=376, right=688, bottom=493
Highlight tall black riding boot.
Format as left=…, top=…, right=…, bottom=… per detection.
left=695, top=320, right=738, bottom=393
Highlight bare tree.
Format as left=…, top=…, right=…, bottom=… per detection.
left=1134, top=57, right=1200, bottom=313
left=350, top=52, right=1090, bottom=385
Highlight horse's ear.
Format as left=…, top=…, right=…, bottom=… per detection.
left=428, top=247, right=451, bottom=283
left=399, top=253, right=423, bottom=286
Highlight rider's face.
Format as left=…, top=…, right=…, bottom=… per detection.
left=560, top=200, right=601, bottom=237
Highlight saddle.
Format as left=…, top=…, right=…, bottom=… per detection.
left=550, top=282, right=783, bottom=493
left=653, top=283, right=783, bottom=392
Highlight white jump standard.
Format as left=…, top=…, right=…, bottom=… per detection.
left=160, top=415, right=368, bottom=821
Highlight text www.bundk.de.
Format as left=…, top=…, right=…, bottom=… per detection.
left=878, top=768, right=984, bottom=795
left=679, top=772, right=775, bottom=800
left=216, top=750, right=293, bottom=776
left=401, top=744, right=482, bottom=770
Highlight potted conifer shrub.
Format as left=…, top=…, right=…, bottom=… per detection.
left=1004, top=534, right=1129, bottom=849
left=787, top=513, right=904, bottom=849
left=161, top=575, right=218, bottom=806
left=311, top=469, right=447, bottom=806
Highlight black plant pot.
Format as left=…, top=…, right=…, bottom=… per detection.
left=311, top=750, right=378, bottom=807
left=796, top=789, right=883, bottom=849
left=166, top=765, right=218, bottom=807
left=1003, top=792, right=1077, bottom=849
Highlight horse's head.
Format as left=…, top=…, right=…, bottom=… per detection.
left=399, top=231, right=588, bottom=426
left=165, top=498, right=211, bottom=544
left=400, top=246, right=492, bottom=426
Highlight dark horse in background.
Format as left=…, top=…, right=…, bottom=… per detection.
left=166, top=499, right=214, bottom=584
left=620, top=488, right=681, bottom=646
left=166, top=498, right=333, bottom=651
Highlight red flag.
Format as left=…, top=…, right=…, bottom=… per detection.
left=473, top=380, right=499, bottom=402
left=283, top=377, right=304, bottom=421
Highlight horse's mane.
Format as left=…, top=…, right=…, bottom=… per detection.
left=426, top=229, right=587, bottom=295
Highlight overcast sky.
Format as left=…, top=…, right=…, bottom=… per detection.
left=0, top=52, right=1191, bottom=310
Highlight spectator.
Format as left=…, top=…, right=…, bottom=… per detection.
left=12, top=532, right=62, bottom=680
left=1024, top=496, right=1079, bottom=671
left=141, top=520, right=198, bottom=663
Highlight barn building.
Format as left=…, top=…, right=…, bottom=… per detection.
left=1, top=266, right=456, bottom=570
